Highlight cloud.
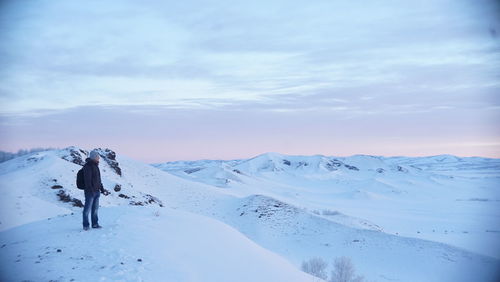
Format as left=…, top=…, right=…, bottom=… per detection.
left=1, top=0, right=499, bottom=158
left=1, top=0, right=498, bottom=113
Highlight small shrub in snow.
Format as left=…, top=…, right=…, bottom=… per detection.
left=330, top=256, right=364, bottom=282
left=301, top=257, right=328, bottom=280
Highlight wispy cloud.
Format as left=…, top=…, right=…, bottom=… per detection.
left=0, top=0, right=499, bottom=158
left=1, top=0, right=499, bottom=114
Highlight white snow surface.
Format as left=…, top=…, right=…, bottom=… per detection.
left=0, top=206, right=311, bottom=282
left=1, top=147, right=499, bottom=282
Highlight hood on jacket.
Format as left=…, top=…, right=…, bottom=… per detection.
left=85, top=157, right=98, bottom=164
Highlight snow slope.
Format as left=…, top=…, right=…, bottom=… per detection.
left=155, top=152, right=500, bottom=259
left=210, top=195, right=498, bottom=282
left=0, top=206, right=312, bottom=282
left=1, top=147, right=499, bottom=281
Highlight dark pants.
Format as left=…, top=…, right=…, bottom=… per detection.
left=83, top=190, right=100, bottom=228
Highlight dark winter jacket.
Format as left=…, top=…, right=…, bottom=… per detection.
left=83, top=157, right=103, bottom=193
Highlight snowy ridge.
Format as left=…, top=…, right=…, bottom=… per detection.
left=0, top=147, right=166, bottom=231
left=1, top=148, right=499, bottom=281
left=155, top=152, right=424, bottom=178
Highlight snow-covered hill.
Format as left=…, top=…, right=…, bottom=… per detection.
left=1, top=147, right=499, bottom=281
left=155, top=152, right=500, bottom=259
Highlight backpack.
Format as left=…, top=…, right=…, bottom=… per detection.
left=76, top=167, right=85, bottom=190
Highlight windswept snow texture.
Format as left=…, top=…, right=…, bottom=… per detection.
left=0, top=148, right=499, bottom=282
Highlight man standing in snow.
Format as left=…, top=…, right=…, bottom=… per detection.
left=82, top=150, right=103, bottom=230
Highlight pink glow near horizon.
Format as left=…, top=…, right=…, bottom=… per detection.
left=2, top=136, right=499, bottom=163
left=1, top=105, right=499, bottom=163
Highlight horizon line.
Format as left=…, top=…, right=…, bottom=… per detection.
left=1, top=146, right=499, bottom=164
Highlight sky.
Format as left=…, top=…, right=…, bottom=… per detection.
left=0, top=0, right=499, bottom=162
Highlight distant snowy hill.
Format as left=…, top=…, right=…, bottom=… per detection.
left=1, top=147, right=499, bottom=281
left=154, top=152, right=500, bottom=259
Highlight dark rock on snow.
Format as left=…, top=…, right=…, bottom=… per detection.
left=56, top=190, right=83, bottom=207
